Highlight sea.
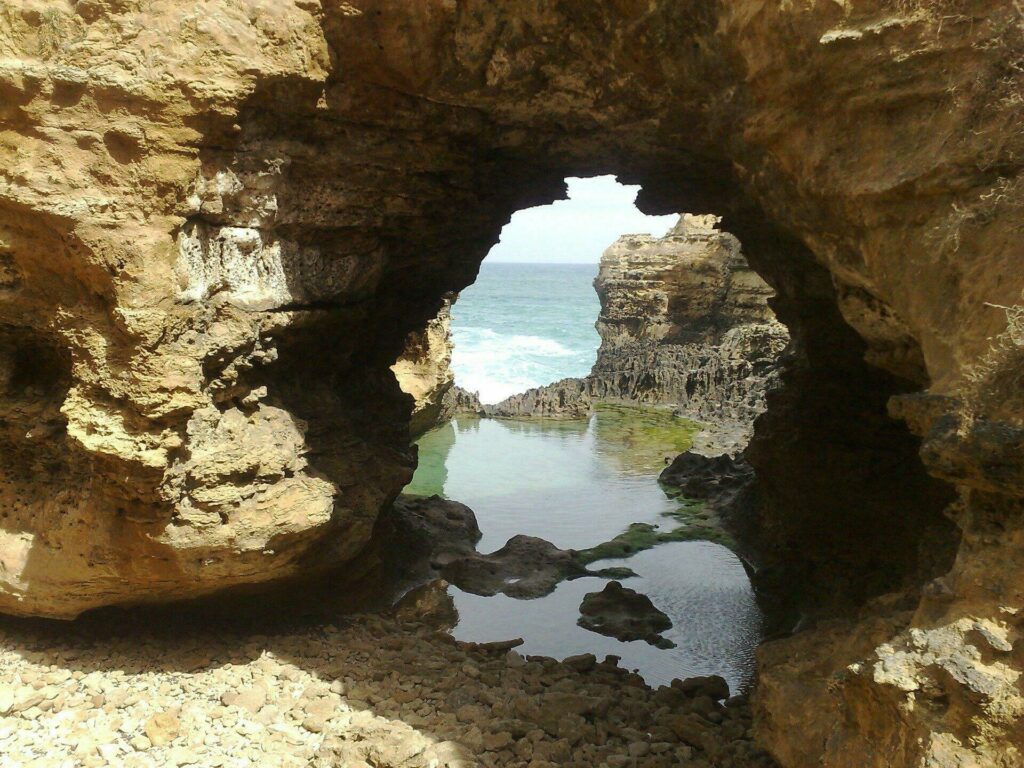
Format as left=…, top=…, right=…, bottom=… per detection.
left=451, top=262, right=601, bottom=404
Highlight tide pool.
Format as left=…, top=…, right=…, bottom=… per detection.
left=405, top=409, right=763, bottom=692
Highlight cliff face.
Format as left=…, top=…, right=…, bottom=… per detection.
left=588, top=214, right=788, bottom=425
left=488, top=214, right=788, bottom=435
left=1, top=2, right=1022, bottom=765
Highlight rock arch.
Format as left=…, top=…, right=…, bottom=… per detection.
left=1, top=1, right=1022, bottom=764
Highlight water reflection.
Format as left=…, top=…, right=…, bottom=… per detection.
left=405, top=409, right=762, bottom=691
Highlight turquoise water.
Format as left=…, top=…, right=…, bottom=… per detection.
left=406, top=413, right=763, bottom=692
left=452, top=262, right=601, bottom=403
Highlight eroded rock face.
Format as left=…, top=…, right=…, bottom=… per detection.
left=1, top=2, right=1023, bottom=765
left=588, top=214, right=788, bottom=423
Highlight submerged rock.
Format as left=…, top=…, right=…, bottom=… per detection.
left=578, top=581, right=676, bottom=649
left=440, top=534, right=590, bottom=599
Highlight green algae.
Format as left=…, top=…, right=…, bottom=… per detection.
left=575, top=497, right=735, bottom=566
left=591, top=403, right=701, bottom=474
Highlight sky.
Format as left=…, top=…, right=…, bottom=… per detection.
left=485, top=175, right=678, bottom=264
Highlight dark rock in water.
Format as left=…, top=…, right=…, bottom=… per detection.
left=577, top=581, right=676, bottom=649
left=659, top=451, right=753, bottom=499
left=658, top=451, right=759, bottom=556
left=389, top=494, right=482, bottom=560
left=388, top=496, right=636, bottom=603
left=440, top=535, right=589, bottom=599
left=357, top=495, right=482, bottom=605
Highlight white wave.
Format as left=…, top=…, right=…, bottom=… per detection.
left=452, top=328, right=580, bottom=403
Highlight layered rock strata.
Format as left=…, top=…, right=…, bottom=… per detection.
left=589, top=215, right=788, bottom=424
left=0, top=2, right=1022, bottom=766
left=487, top=215, right=789, bottom=437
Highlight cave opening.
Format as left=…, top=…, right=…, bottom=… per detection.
left=390, top=175, right=793, bottom=693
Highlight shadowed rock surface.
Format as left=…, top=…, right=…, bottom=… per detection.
left=392, top=294, right=458, bottom=438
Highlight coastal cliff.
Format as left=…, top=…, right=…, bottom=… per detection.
left=487, top=214, right=789, bottom=438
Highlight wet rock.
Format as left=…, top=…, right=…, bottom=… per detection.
left=672, top=675, right=731, bottom=702
left=577, top=581, right=675, bottom=648
left=659, top=452, right=752, bottom=497
left=440, top=535, right=589, bottom=598
left=390, top=495, right=482, bottom=560
left=485, top=378, right=592, bottom=418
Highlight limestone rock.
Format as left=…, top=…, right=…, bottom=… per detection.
left=485, top=378, right=592, bottom=419
left=486, top=215, right=789, bottom=437
left=588, top=214, right=788, bottom=426
left=0, top=3, right=1023, bottom=766
left=393, top=294, right=458, bottom=437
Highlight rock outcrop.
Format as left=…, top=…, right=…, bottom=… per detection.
left=487, top=215, right=789, bottom=436
left=589, top=215, right=788, bottom=423
left=392, top=294, right=457, bottom=437
left=484, top=377, right=592, bottom=419
left=1, top=3, right=1023, bottom=766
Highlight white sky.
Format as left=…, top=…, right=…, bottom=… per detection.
left=485, top=175, right=678, bottom=264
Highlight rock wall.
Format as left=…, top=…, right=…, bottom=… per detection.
left=392, top=294, right=456, bottom=437
left=1, top=2, right=1023, bottom=765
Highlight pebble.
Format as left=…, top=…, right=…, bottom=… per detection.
left=0, top=614, right=776, bottom=767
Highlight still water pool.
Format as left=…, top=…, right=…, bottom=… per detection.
left=404, top=408, right=763, bottom=692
